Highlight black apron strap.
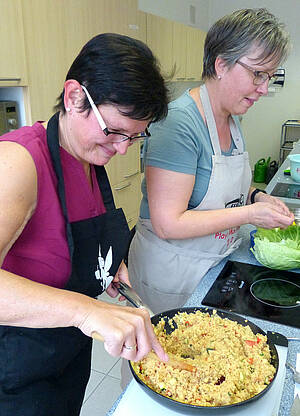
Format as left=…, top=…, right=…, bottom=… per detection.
left=47, top=113, right=74, bottom=261
left=46, top=113, right=120, bottom=261
left=94, top=165, right=116, bottom=211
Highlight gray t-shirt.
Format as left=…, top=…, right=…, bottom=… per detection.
left=140, top=89, right=244, bottom=219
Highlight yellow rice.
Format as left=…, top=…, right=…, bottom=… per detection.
left=132, top=310, right=276, bottom=407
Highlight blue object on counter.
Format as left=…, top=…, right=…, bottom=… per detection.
left=288, top=154, right=300, bottom=183
left=250, top=229, right=256, bottom=250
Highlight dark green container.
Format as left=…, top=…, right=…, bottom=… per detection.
left=253, top=158, right=270, bottom=183
left=265, top=160, right=278, bottom=184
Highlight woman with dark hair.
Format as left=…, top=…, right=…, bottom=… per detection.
left=128, top=8, right=294, bottom=315
left=0, top=33, right=169, bottom=415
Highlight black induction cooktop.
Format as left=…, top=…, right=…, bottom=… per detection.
left=270, top=182, right=300, bottom=199
left=202, top=261, right=300, bottom=329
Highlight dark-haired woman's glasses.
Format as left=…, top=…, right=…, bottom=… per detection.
left=81, top=85, right=150, bottom=143
left=236, top=60, right=278, bottom=86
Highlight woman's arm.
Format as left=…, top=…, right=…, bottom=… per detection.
left=147, top=166, right=294, bottom=240
left=0, top=141, right=167, bottom=362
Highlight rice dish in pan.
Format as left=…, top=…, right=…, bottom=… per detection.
left=132, top=310, right=276, bottom=407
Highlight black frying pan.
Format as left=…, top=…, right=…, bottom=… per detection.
left=117, top=284, right=280, bottom=414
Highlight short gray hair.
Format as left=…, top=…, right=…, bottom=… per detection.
left=202, top=8, right=291, bottom=80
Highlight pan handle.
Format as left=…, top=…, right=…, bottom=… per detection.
left=92, top=331, right=104, bottom=342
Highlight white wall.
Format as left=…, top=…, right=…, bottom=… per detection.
left=138, top=0, right=210, bottom=29
left=139, top=0, right=300, bottom=168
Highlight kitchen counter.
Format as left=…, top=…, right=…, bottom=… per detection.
left=107, top=225, right=300, bottom=416
left=107, top=155, right=300, bottom=415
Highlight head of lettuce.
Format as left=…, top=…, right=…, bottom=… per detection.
left=251, top=226, right=300, bottom=270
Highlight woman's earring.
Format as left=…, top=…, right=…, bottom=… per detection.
left=217, top=75, right=222, bottom=80
left=66, top=107, right=71, bottom=112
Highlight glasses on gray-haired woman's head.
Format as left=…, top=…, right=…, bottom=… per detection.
left=236, top=60, right=278, bottom=86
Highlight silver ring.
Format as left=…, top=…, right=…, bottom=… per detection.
left=123, top=344, right=137, bottom=351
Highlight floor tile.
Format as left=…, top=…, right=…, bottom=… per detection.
left=108, top=358, right=121, bottom=379
left=80, top=375, right=122, bottom=416
left=91, top=339, right=120, bottom=373
left=83, top=369, right=106, bottom=402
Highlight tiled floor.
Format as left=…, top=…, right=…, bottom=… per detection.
left=80, top=292, right=124, bottom=416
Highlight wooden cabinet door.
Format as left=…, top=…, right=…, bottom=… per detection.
left=22, top=0, right=147, bottom=122
left=146, top=14, right=173, bottom=76
left=172, top=21, right=187, bottom=81
left=106, top=143, right=141, bottom=226
left=106, top=143, right=140, bottom=186
left=0, top=0, right=27, bottom=86
left=111, top=173, right=141, bottom=228
left=103, top=0, right=146, bottom=41
left=186, top=26, right=206, bottom=81
left=22, top=0, right=68, bottom=121
left=22, top=0, right=143, bottom=226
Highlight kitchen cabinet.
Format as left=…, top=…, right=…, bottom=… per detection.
left=0, top=0, right=27, bottom=86
left=22, top=0, right=69, bottom=123
left=147, top=15, right=206, bottom=82
left=172, top=21, right=186, bottom=80
left=18, top=1, right=207, bottom=229
left=21, top=0, right=145, bottom=228
left=21, top=0, right=146, bottom=123
left=61, top=0, right=146, bottom=69
left=146, top=14, right=174, bottom=77
left=112, top=174, right=141, bottom=229
left=172, top=21, right=205, bottom=81
left=106, top=143, right=142, bottom=227
left=94, top=0, right=146, bottom=42
left=186, top=26, right=206, bottom=81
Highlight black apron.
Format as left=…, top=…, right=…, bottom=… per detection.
left=0, top=113, right=130, bottom=415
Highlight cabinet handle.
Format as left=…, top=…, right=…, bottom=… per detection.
left=124, top=170, right=139, bottom=178
left=0, top=77, right=21, bottom=81
left=114, top=182, right=131, bottom=191
left=176, top=77, right=185, bottom=81
left=186, top=77, right=196, bottom=80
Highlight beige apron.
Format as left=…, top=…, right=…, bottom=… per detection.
left=128, top=85, right=252, bottom=314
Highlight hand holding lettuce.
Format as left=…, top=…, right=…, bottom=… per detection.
left=251, top=226, right=300, bottom=270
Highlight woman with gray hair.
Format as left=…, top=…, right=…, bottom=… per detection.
left=128, top=8, right=294, bottom=315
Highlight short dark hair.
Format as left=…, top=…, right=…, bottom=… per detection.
left=202, top=8, right=290, bottom=81
left=55, top=33, right=169, bottom=122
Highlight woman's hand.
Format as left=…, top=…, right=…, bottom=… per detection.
left=247, top=197, right=294, bottom=229
left=76, top=298, right=168, bottom=362
left=255, top=192, right=292, bottom=216
left=106, top=261, right=129, bottom=300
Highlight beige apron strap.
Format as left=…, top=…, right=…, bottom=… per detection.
left=200, top=84, right=221, bottom=155
left=200, top=85, right=244, bottom=155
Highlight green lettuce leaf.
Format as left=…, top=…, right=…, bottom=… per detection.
left=251, top=226, right=300, bottom=269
